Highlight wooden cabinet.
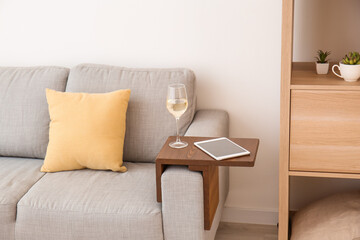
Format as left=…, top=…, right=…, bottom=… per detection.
left=290, top=90, right=360, bottom=173
left=280, top=1, right=360, bottom=239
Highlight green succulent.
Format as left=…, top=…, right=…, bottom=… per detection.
left=342, top=52, right=360, bottom=65
left=315, top=50, right=331, bottom=63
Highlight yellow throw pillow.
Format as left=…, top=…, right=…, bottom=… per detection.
left=41, top=88, right=131, bottom=173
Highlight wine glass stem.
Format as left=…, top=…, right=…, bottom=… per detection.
left=176, top=117, right=180, bottom=143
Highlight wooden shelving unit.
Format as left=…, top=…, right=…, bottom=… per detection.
left=280, top=1, right=360, bottom=240
left=291, top=62, right=360, bottom=90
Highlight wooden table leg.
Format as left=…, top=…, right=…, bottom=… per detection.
left=156, top=162, right=166, bottom=202
left=189, top=165, right=219, bottom=230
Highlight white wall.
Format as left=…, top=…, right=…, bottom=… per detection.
left=0, top=0, right=282, bottom=224
left=293, top=0, right=360, bottom=63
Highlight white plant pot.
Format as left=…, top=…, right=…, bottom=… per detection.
left=332, top=62, right=360, bottom=82
left=315, top=62, right=329, bottom=74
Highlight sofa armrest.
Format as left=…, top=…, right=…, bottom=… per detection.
left=161, top=166, right=204, bottom=240
left=185, top=110, right=229, bottom=137
left=161, top=110, right=230, bottom=240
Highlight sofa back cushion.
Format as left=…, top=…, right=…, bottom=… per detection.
left=66, top=64, right=196, bottom=163
left=0, top=67, right=69, bottom=159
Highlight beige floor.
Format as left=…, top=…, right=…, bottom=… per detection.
left=215, top=222, right=278, bottom=240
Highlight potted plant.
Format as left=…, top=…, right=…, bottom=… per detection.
left=342, top=52, right=360, bottom=65
left=332, top=52, right=360, bottom=82
left=315, top=50, right=331, bottom=74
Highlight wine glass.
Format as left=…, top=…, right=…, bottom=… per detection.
left=166, top=83, right=188, bottom=148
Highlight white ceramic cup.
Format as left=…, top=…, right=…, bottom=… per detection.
left=332, top=62, right=360, bottom=82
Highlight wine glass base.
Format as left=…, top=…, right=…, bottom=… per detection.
left=169, top=141, right=188, bottom=149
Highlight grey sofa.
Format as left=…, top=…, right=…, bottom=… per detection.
left=0, top=64, right=229, bottom=240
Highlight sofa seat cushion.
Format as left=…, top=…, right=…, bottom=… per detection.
left=15, top=162, right=163, bottom=240
left=0, top=157, right=45, bottom=240
left=0, top=66, right=69, bottom=158
left=66, top=64, right=196, bottom=163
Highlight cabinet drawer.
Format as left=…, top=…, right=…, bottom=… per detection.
left=290, top=90, right=360, bottom=173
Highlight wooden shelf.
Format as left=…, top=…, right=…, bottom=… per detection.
left=291, top=62, right=360, bottom=90
left=289, top=170, right=360, bottom=180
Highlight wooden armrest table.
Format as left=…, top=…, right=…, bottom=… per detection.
left=156, top=136, right=259, bottom=230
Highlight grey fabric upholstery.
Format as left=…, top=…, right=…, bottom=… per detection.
left=15, top=162, right=163, bottom=240
left=0, top=67, right=69, bottom=158
left=162, top=166, right=204, bottom=240
left=66, top=64, right=196, bottom=163
left=0, top=157, right=45, bottom=240
left=0, top=64, right=229, bottom=240
left=162, top=110, right=229, bottom=240
left=185, top=109, right=229, bottom=138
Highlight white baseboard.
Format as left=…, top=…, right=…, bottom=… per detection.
left=221, top=206, right=278, bottom=225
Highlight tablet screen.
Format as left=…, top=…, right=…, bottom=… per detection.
left=195, top=138, right=249, bottom=159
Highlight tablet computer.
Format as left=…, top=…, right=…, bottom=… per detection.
left=194, top=137, right=250, bottom=160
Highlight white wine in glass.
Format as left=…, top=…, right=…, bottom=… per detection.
left=167, top=83, right=188, bottom=148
